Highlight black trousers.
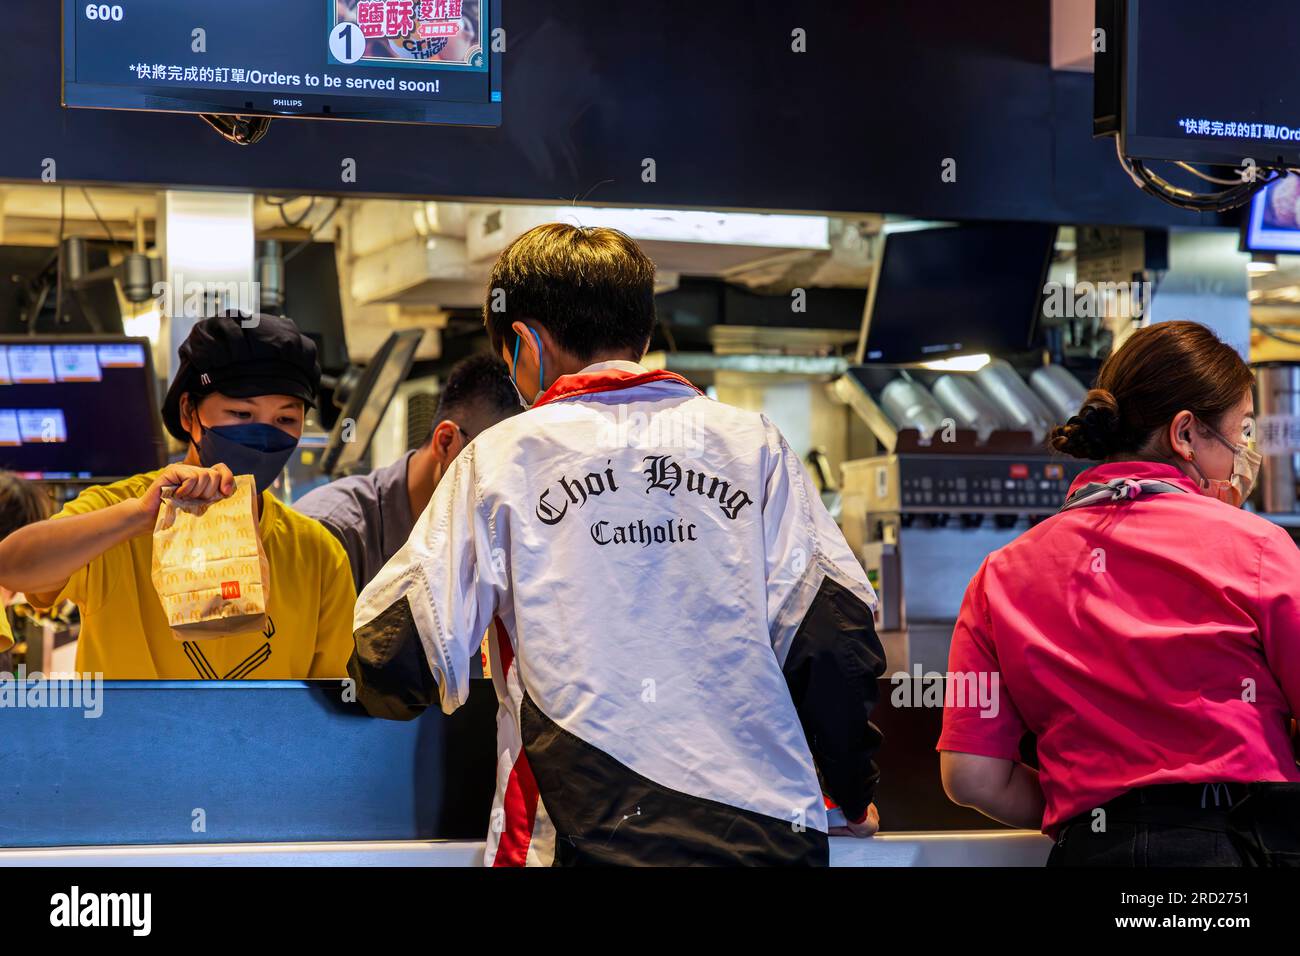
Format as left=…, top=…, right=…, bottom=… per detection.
left=1048, top=782, right=1264, bottom=867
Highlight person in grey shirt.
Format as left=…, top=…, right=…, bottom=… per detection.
left=295, top=354, right=521, bottom=593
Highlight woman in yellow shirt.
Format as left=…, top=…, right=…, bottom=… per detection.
left=0, top=315, right=356, bottom=680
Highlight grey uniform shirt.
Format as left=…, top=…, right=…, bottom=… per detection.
left=295, top=451, right=416, bottom=594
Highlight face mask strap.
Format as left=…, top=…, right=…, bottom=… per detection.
left=1199, top=419, right=1243, bottom=455
left=1186, top=416, right=1259, bottom=507
left=511, top=327, right=546, bottom=402
left=1185, top=452, right=1215, bottom=490
left=1185, top=417, right=1242, bottom=475
left=186, top=400, right=209, bottom=450
left=535, top=329, right=545, bottom=396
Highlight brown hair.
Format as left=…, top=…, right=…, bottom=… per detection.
left=483, top=223, right=657, bottom=361
left=0, top=471, right=51, bottom=539
left=1050, top=321, right=1254, bottom=461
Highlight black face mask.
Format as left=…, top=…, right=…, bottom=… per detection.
left=194, top=419, right=298, bottom=495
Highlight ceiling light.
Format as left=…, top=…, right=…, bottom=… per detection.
left=919, top=353, right=991, bottom=372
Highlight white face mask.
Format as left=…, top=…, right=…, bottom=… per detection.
left=507, top=375, right=534, bottom=411
left=1188, top=418, right=1262, bottom=508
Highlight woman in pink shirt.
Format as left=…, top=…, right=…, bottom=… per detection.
left=939, top=321, right=1300, bottom=866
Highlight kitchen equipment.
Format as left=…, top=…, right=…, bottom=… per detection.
left=974, top=359, right=1054, bottom=445
left=1254, top=362, right=1300, bottom=513
left=932, top=374, right=1009, bottom=442
left=839, top=452, right=1090, bottom=672
left=1030, top=365, right=1089, bottom=423
left=880, top=378, right=948, bottom=441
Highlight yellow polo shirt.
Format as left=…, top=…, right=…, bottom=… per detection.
left=34, top=470, right=357, bottom=680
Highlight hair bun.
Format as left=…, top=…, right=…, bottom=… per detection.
left=1050, top=388, right=1122, bottom=460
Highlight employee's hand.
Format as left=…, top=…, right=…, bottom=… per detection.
left=829, top=802, right=879, bottom=838
left=137, top=463, right=236, bottom=525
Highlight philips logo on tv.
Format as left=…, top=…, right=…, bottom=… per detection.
left=273, top=98, right=304, bottom=108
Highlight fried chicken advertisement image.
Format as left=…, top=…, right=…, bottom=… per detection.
left=333, top=0, right=485, bottom=69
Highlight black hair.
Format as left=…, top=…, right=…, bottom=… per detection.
left=483, top=223, right=657, bottom=361
left=428, top=354, right=520, bottom=441
left=0, top=472, right=51, bottom=539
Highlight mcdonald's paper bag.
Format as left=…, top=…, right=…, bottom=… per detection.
left=150, top=474, right=270, bottom=640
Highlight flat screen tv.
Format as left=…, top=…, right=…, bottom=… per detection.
left=857, top=223, right=1057, bottom=365
left=1243, top=175, right=1300, bottom=254
left=1114, top=0, right=1300, bottom=168
left=0, top=336, right=166, bottom=480
left=62, top=0, right=502, bottom=127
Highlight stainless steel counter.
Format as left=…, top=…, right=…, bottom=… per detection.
left=0, top=832, right=1053, bottom=867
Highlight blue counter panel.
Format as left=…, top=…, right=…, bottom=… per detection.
left=1, top=675, right=1007, bottom=849
left=0, top=679, right=499, bottom=849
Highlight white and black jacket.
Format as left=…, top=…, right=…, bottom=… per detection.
left=351, top=362, right=884, bottom=866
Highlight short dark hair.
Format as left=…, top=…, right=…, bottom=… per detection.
left=483, top=223, right=657, bottom=361
left=428, top=354, right=520, bottom=442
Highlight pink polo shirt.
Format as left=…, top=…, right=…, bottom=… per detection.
left=938, top=460, right=1300, bottom=835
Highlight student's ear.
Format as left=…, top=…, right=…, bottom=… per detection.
left=510, top=320, right=542, bottom=364
left=1168, top=409, right=1196, bottom=461
left=431, top=420, right=461, bottom=460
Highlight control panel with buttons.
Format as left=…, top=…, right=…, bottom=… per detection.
left=894, top=456, right=1090, bottom=514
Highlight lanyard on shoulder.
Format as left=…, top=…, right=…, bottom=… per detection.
left=1060, top=476, right=1189, bottom=513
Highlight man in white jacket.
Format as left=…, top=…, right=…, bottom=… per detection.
left=351, top=223, right=885, bottom=866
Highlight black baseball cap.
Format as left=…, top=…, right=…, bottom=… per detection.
left=161, top=314, right=321, bottom=442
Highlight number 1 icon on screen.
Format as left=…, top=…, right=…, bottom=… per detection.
left=330, top=22, right=365, bottom=65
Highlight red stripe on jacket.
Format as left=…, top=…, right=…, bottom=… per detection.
left=491, top=617, right=539, bottom=866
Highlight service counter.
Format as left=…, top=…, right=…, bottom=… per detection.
left=0, top=833, right=1053, bottom=867
left=0, top=678, right=1045, bottom=865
